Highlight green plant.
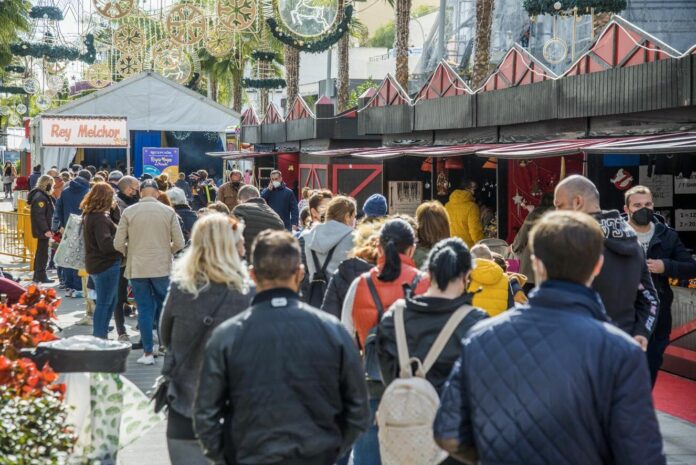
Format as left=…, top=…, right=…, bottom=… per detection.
left=368, top=21, right=395, bottom=48
left=0, top=386, right=75, bottom=464
left=347, top=78, right=378, bottom=109
left=29, top=6, right=63, bottom=20
left=411, top=5, right=437, bottom=17
left=0, top=0, right=30, bottom=68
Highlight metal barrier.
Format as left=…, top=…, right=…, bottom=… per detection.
left=0, top=208, right=36, bottom=265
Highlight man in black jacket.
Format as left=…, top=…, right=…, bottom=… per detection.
left=434, top=211, right=665, bottom=465
left=555, top=175, right=659, bottom=350
left=194, top=230, right=370, bottom=465
left=232, top=185, right=285, bottom=259
left=624, top=185, right=696, bottom=385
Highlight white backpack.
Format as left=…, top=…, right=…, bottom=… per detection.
left=376, top=303, right=473, bottom=465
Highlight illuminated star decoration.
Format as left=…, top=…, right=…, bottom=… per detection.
left=512, top=190, right=524, bottom=215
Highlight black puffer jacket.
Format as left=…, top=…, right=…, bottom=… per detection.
left=434, top=280, right=666, bottom=465
left=376, top=293, right=488, bottom=392
left=592, top=210, right=659, bottom=338
left=28, top=188, right=54, bottom=238
left=321, top=257, right=373, bottom=318
left=194, top=288, right=370, bottom=465
left=173, top=204, right=198, bottom=242
left=232, top=198, right=285, bottom=258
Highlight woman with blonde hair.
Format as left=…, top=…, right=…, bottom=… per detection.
left=321, top=220, right=382, bottom=318
left=159, top=213, right=253, bottom=464
left=82, top=182, right=123, bottom=338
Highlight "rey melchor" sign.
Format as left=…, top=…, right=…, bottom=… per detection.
left=41, top=115, right=129, bottom=148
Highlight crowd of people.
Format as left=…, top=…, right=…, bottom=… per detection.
left=19, top=162, right=696, bottom=465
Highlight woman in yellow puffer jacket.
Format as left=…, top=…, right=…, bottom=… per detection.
left=445, top=182, right=484, bottom=248
left=467, top=258, right=511, bottom=316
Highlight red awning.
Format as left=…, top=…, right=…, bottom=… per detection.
left=476, top=139, right=607, bottom=159
left=352, top=144, right=500, bottom=160
left=302, top=147, right=384, bottom=158
left=583, top=132, right=696, bottom=154
left=205, top=151, right=275, bottom=160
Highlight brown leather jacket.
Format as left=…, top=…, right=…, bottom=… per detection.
left=217, top=181, right=242, bottom=211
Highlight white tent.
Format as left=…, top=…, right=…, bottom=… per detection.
left=32, top=72, right=240, bottom=169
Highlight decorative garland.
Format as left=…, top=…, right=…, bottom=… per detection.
left=251, top=51, right=278, bottom=62
left=242, top=78, right=287, bottom=89
left=267, top=5, right=352, bottom=54
left=4, top=65, right=26, bottom=74
left=0, top=86, right=26, bottom=94
left=29, top=6, right=64, bottom=20
left=11, top=33, right=96, bottom=65
left=523, top=0, right=626, bottom=15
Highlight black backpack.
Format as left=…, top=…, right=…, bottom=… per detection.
left=362, top=272, right=423, bottom=382
left=306, top=245, right=338, bottom=308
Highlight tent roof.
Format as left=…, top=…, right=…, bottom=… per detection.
left=44, top=72, right=239, bottom=132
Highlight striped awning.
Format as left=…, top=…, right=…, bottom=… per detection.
left=352, top=144, right=499, bottom=160
left=205, top=151, right=275, bottom=160
left=583, top=132, right=696, bottom=154
left=302, top=147, right=383, bottom=158
left=476, top=139, right=607, bottom=159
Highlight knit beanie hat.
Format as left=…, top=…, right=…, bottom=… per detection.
left=363, top=194, right=388, bottom=218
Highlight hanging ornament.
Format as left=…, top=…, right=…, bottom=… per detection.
left=276, top=0, right=338, bottom=38
left=9, top=113, right=21, bottom=126
left=205, top=27, right=235, bottom=58
left=609, top=168, right=634, bottom=191
left=166, top=4, right=206, bottom=46
left=0, top=106, right=11, bottom=116
left=93, top=0, right=134, bottom=19
left=15, top=104, right=27, bottom=115
left=218, top=0, right=257, bottom=32
left=113, top=24, right=145, bottom=52
left=543, top=14, right=568, bottom=64
left=436, top=170, right=449, bottom=196
left=512, top=190, right=524, bottom=215
left=44, top=59, right=67, bottom=75
left=85, top=63, right=112, bottom=88
left=116, top=53, right=143, bottom=79
left=35, top=94, right=52, bottom=111
left=47, top=75, right=64, bottom=92
left=154, top=48, right=193, bottom=84
left=23, top=77, right=40, bottom=94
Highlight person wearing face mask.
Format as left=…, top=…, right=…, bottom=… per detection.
left=624, top=185, right=696, bottom=386
left=28, top=175, right=56, bottom=284
left=217, top=169, right=245, bottom=211
left=261, top=169, right=299, bottom=231
left=445, top=179, right=484, bottom=248
left=554, top=175, right=659, bottom=352
left=193, top=230, right=370, bottom=465
left=116, top=176, right=141, bottom=212
left=433, top=211, right=665, bottom=465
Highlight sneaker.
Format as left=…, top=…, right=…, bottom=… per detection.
left=117, top=334, right=131, bottom=343
left=136, top=354, right=155, bottom=365
left=72, top=291, right=84, bottom=298
left=65, top=289, right=74, bottom=298
left=76, top=315, right=93, bottom=326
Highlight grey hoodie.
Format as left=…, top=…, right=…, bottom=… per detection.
left=302, top=220, right=354, bottom=278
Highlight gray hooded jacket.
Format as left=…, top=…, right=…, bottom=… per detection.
left=302, top=220, right=354, bottom=279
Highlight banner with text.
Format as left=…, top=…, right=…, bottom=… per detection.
left=41, top=116, right=128, bottom=148
left=143, top=147, right=179, bottom=177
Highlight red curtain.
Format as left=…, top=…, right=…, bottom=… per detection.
left=506, top=155, right=583, bottom=243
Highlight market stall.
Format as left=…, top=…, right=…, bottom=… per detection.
left=30, top=72, right=239, bottom=175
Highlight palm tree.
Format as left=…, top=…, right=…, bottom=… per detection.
left=394, top=0, right=412, bottom=90
left=284, top=44, right=300, bottom=112
left=471, top=0, right=494, bottom=87
left=336, top=10, right=368, bottom=111
left=0, top=0, right=30, bottom=68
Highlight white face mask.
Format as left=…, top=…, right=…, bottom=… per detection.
left=272, top=181, right=281, bottom=188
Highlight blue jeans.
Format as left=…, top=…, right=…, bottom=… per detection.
left=92, top=259, right=121, bottom=339
left=130, top=277, right=170, bottom=353
left=352, top=397, right=381, bottom=465
left=64, top=268, right=82, bottom=291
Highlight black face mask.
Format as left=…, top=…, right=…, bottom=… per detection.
left=231, top=181, right=241, bottom=188
left=631, top=207, right=654, bottom=226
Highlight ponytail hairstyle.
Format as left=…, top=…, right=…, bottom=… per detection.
left=377, top=219, right=416, bottom=282
left=426, top=237, right=473, bottom=291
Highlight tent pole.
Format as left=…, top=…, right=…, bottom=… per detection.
left=126, top=145, right=131, bottom=175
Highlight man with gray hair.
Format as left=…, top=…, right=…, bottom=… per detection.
left=167, top=186, right=197, bottom=241
left=107, top=170, right=124, bottom=193
left=115, top=179, right=185, bottom=365
left=233, top=184, right=285, bottom=259
left=116, top=175, right=140, bottom=213
left=554, top=175, right=659, bottom=350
